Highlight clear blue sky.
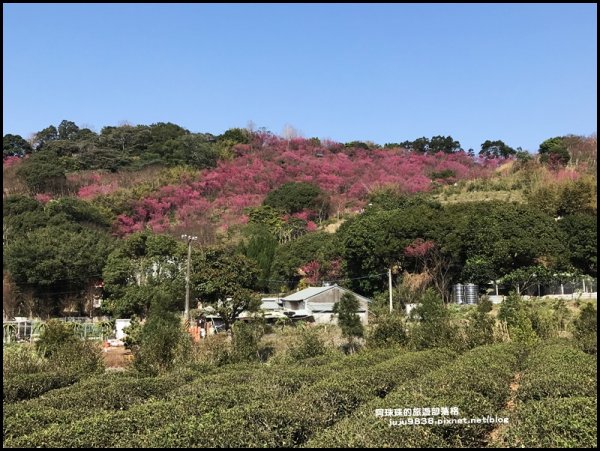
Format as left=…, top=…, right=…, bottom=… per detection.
left=3, top=3, right=597, bottom=152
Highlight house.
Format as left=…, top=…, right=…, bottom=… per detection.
left=280, top=284, right=369, bottom=325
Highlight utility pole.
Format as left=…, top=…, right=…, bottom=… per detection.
left=388, top=267, right=393, bottom=314
left=181, top=234, right=198, bottom=323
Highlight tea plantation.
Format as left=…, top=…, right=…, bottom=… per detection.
left=3, top=340, right=596, bottom=448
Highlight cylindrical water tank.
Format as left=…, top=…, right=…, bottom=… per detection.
left=464, top=283, right=479, bottom=304
left=453, top=284, right=464, bottom=304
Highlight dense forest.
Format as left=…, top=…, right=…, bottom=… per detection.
left=2, top=121, right=597, bottom=320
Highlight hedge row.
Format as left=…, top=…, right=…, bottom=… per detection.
left=3, top=372, right=80, bottom=403
left=5, top=346, right=402, bottom=447
left=499, top=396, right=597, bottom=448
left=490, top=341, right=597, bottom=448
left=132, top=348, right=456, bottom=448
left=516, top=342, right=597, bottom=402
left=305, top=343, right=524, bottom=448
left=3, top=370, right=200, bottom=443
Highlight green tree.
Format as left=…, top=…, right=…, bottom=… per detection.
left=401, top=137, right=430, bottom=153
left=98, top=124, right=152, bottom=154
left=465, top=297, right=496, bottom=348
left=218, top=127, right=251, bottom=145
left=498, top=292, right=538, bottom=344
left=102, top=231, right=186, bottom=318
left=45, top=197, right=113, bottom=230
left=339, top=203, right=440, bottom=295
left=368, top=312, right=408, bottom=348
left=32, top=125, right=58, bottom=149
left=192, top=247, right=261, bottom=331
left=557, top=178, right=596, bottom=216
left=263, top=181, right=330, bottom=220
left=3, top=134, right=32, bottom=157
left=461, top=256, right=496, bottom=286
left=458, top=202, right=569, bottom=277
left=57, top=120, right=80, bottom=141
left=230, top=321, right=265, bottom=362
left=558, top=214, right=597, bottom=276
left=409, top=289, right=458, bottom=350
left=479, top=140, right=516, bottom=158
left=333, top=292, right=364, bottom=352
left=498, top=265, right=554, bottom=295
left=539, top=136, right=570, bottom=166
left=4, top=224, right=114, bottom=315
left=239, top=224, right=279, bottom=292
left=133, top=297, right=191, bottom=375
left=79, top=147, right=133, bottom=171
left=35, top=319, right=77, bottom=358
left=429, top=135, right=461, bottom=153
left=165, top=134, right=219, bottom=168
left=148, top=122, right=189, bottom=144
left=3, top=195, right=47, bottom=245
left=270, top=231, right=340, bottom=291
left=16, top=150, right=68, bottom=194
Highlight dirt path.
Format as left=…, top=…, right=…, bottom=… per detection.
left=102, top=346, right=133, bottom=369
left=487, top=371, right=521, bottom=445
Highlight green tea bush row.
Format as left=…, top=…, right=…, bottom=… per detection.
left=498, top=396, right=597, bottom=448
left=517, top=343, right=597, bottom=401
left=418, top=342, right=523, bottom=410
left=32, top=372, right=196, bottom=411
left=4, top=349, right=399, bottom=446
left=3, top=372, right=79, bottom=403
left=3, top=404, right=89, bottom=442
left=3, top=340, right=104, bottom=404
left=137, top=348, right=456, bottom=448
left=306, top=343, right=524, bottom=448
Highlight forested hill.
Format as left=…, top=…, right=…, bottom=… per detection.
left=2, top=121, right=597, bottom=318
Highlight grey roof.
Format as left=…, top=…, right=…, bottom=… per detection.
left=282, top=286, right=335, bottom=301
left=283, top=285, right=371, bottom=304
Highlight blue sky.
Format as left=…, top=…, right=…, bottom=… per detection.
left=3, top=3, right=597, bottom=152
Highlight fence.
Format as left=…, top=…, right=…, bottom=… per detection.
left=3, top=319, right=114, bottom=345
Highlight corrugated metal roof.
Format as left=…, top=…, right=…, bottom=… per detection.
left=283, top=286, right=334, bottom=301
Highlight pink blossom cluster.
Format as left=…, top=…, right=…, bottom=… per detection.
left=77, top=183, right=120, bottom=199
left=2, top=156, right=24, bottom=168
left=34, top=193, right=53, bottom=204
left=113, top=137, right=501, bottom=236
left=404, top=238, right=436, bottom=258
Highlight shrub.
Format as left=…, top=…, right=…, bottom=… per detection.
left=306, top=343, right=522, bottom=448
left=527, top=304, right=559, bottom=339
left=572, top=303, right=597, bottom=354
left=230, top=321, right=265, bottom=363
left=48, top=340, right=104, bottom=376
left=2, top=344, right=47, bottom=376
left=367, top=313, right=408, bottom=348
left=127, top=349, right=454, bottom=448
left=194, top=333, right=232, bottom=365
left=498, top=292, right=539, bottom=345
left=3, top=404, right=87, bottom=442
left=333, top=292, right=364, bottom=353
left=263, top=181, right=330, bottom=219
left=409, top=289, right=460, bottom=350
left=288, top=325, right=327, bottom=361
left=35, top=320, right=78, bottom=358
left=464, top=298, right=496, bottom=349
left=132, top=306, right=189, bottom=375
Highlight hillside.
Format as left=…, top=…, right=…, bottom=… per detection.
left=2, top=124, right=597, bottom=319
